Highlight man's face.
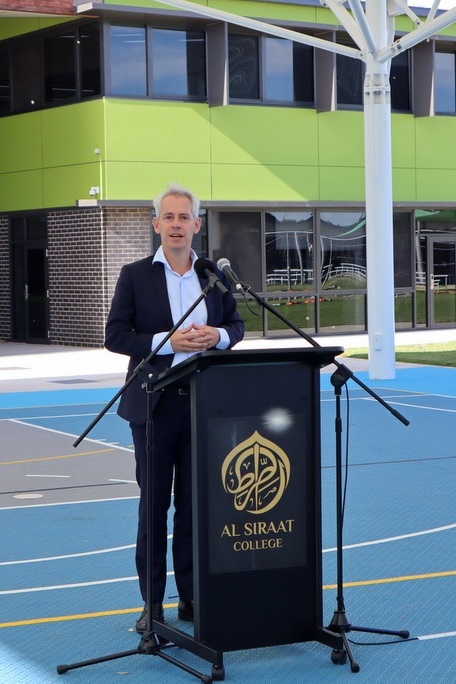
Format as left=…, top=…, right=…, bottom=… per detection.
left=153, top=194, right=201, bottom=254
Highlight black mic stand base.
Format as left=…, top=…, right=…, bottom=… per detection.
left=57, top=626, right=221, bottom=683
left=327, top=609, right=410, bottom=673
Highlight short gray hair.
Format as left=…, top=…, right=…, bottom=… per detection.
left=154, top=183, right=200, bottom=219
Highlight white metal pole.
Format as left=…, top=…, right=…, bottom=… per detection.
left=364, top=0, right=396, bottom=379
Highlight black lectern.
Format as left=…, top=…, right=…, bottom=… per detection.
left=152, top=347, right=343, bottom=654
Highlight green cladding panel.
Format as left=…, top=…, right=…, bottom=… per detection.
left=0, top=101, right=105, bottom=210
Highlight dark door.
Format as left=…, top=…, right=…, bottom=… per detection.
left=11, top=216, right=49, bottom=343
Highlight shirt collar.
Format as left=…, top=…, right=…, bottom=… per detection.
left=153, top=246, right=198, bottom=274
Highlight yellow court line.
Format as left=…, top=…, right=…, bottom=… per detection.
left=323, top=569, right=456, bottom=590
left=0, top=448, right=116, bottom=466
left=2, top=572, right=455, bottom=629
left=0, top=604, right=177, bottom=629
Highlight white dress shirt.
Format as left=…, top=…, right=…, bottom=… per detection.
left=151, top=246, right=230, bottom=366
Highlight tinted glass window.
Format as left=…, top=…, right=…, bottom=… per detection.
left=11, top=40, right=43, bottom=112
left=44, top=32, right=76, bottom=101
left=229, top=34, right=260, bottom=100
left=265, top=212, right=314, bottom=291
left=0, top=48, right=9, bottom=113
left=292, top=42, right=314, bottom=103
left=110, top=25, right=147, bottom=96
left=393, top=212, right=412, bottom=287
left=151, top=29, right=206, bottom=98
left=337, top=54, right=364, bottom=106
left=264, top=38, right=313, bottom=103
left=390, top=50, right=410, bottom=112
left=80, top=23, right=101, bottom=98
left=319, top=212, right=366, bottom=289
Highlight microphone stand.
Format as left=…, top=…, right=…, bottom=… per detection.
left=237, top=280, right=410, bottom=672
left=57, top=276, right=224, bottom=683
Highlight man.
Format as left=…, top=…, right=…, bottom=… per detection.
left=105, top=183, right=244, bottom=633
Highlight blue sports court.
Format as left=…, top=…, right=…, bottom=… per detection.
left=1, top=341, right=455, bottom=684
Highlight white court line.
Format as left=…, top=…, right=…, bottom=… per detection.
left=418, top=631, right=456, bottom=640
left=322, top=522, right=456, bottom=552
left=0, top=400, right=119, bottom=411
left=0, top=572, right=175, bottom=595
left=0, top=495, right=139, bottom=511
left=8, top=418, right=133, bottom=452
left=25, top=474, right=71, bottom=478
left=2, top=522, right=453, bottom=566
left=0, top=544, right=136, bottom=566
left=363, top=399, right=456, bottom=413
left=0, top=577, right=138, bottom=594
left=2, top=411, right=118, bottom=421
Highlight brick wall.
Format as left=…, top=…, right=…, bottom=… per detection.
left=104, top=206, right=153, bottom=305
left=0, top=215, right=11, bottom=341
left=1, top=1, right=74, bottom=14
left=47, top=206, right=152, bottom=347
left=48, top=208, right=105, bottom=346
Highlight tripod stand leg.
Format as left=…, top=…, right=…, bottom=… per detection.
left=351, top=625, right=410, bottom=639
left=330, top=630, right=360, bottom=673
left=57, top=647, right=140, bottom=673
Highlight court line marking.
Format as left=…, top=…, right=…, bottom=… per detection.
left=0, top=495, right=139, bottom=511
left=0, top=411, right=118, bottom=422
left=323, top=569, right=456, bottom=590
left=6, top=418, right=134, bottom=453
left=0, top=570, right=175, bottom=595
left=323, top=522, right=456, bottom=552
left=0, top=447, right=118, bottom=466
left=1, top=521, right=454, bottom=566
left=364, top=399, right=456, bottom=414
left=0, top=544, right=136, bottom=566
left=0, top=603, right=178, bottom=628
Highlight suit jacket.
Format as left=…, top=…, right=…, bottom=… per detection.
left=105, top=256, right=245, bottom=424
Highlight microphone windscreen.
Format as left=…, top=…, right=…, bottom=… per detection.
left=216, top=257, right=230, bottom=271
left=194, top=257, right=214, bottom=278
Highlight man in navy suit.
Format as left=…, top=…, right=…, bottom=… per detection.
left=105, top=183, right=244, bottom=633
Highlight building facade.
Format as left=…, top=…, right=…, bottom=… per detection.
left=0, top=0, right=455, bottom=346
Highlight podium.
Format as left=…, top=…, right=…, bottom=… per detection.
left=152, top=347, right=344, bottom=655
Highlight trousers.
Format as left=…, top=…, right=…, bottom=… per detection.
left=130, top=391, right=193, bottom=603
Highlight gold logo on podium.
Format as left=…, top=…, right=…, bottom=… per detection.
left=221, top=430, right=290, bottom=514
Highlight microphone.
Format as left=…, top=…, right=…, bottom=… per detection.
left=194, top=257, right=228, bottom=294
left=216, top=258, right=246, bottom=294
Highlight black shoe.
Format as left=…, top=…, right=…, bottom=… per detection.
left=136, top=602, right=164, bottom=634
left=178, top=600, right=194, bottom=622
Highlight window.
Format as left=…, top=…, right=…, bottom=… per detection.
left=151, top=29, right=206, bottom=99
left=1, top=21, right=100, bottom=116
left=110, top=25, right=147, bottom=96
left=0, top=48, right=9, bottom=113
left=229, top=34, right=260, bottom=100
left=390, top=50, right=410, bottom=112
left=229, top=33, right=314, bottom=105
left=44, top=32, right=77, bottom=102
left=11, top=39, right=43, bottom=112
left=319, top=212, right=366, bottom=289
left=108, top=25, right=206, bottom=100
left=435, top=50, right=456, bottom=114
left=264, top=38, right=313, bottom=104
left=209, top=211, right=262, bottom=293
left=393, top=212, right=412, bottom=287
left=80, top=22, right=101, bottom=99
left=265, top=212, right=314, bottom=291
left=337, top=52, right=364, bottom=107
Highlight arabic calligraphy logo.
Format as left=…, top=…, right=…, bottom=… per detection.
left=221, top=430, right=291, bottom=514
